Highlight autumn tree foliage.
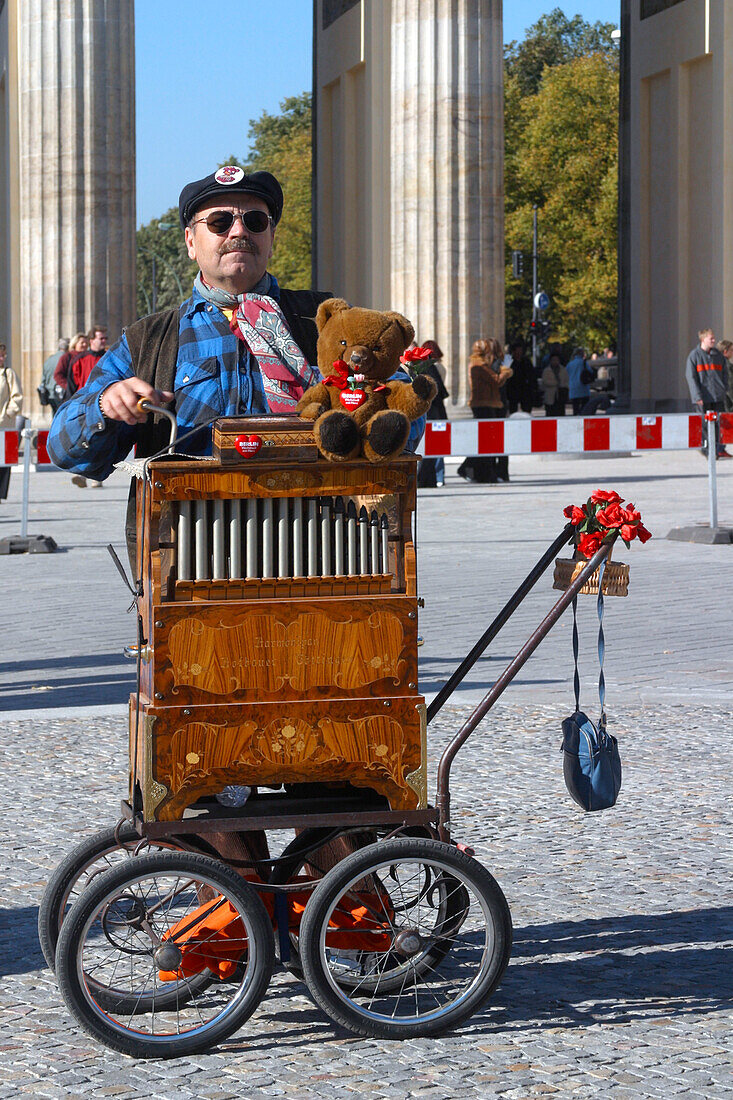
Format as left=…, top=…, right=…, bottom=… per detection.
left=504, top=10, right=619, bottom=350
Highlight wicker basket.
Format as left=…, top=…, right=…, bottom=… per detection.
left=553, top=545, right=629, bottom=597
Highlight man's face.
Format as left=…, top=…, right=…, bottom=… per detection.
left=184, top=193, right=275, bottom=294
left=0, top=346, right=5, bottom=366
left=511, top=345, right=523, bottom=361
left=700, top=332, right=716, bottom=352
left=90, top=330, right=107, bottom=353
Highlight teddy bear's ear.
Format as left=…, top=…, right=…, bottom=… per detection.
left=316, top=298, right=350, bottom=331
left=384, top=311, right=415, bottom=348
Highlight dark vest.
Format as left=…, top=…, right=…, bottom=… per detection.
left=124, top=287, right=332, bottom=568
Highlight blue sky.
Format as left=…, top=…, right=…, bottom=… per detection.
left=135, top=1, right=619, bottom=226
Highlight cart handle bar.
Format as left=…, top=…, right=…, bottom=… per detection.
left=435, top=538, right=613, bottom=841
left=426, top=523, right=575, bottom=725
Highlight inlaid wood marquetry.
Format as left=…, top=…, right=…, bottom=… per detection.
left=130, top=418, right=425, bottom=822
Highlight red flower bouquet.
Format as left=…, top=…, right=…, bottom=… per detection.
left=563, top=489, right=652, bottom=559
left=399, top=345, right=433, bottom=372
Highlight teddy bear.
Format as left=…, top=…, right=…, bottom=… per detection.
left=295, top=298, right=437, bottom=464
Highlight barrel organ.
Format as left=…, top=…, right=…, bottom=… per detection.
left=130, top=417, right=426, bottom=821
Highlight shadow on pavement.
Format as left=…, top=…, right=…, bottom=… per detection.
left=0, top=906, right=46, bottom=976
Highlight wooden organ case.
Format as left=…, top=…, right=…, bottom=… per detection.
left=130, top=417, right=427, bottom=824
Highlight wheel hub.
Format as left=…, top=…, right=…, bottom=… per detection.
left=154, top=942, right=183, bottom=970
left=393, top=928, right=423, bottom=957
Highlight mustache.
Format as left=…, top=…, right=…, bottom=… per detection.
left=220, top=237, right=257, bottom=254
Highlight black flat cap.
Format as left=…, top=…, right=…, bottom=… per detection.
left=179, top=166, right=284, bottom=228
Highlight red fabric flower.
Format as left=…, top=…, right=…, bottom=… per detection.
left=636, top=523, right=652, bottom=543
left=563, top=504, right=586, bottom=526
left=577, top=531, right=603, bottom=559
left=595, top=503, right=625, bottom=528
left=591, top=489, right=623, bottom=505
left=400, top=346, right=432, bottom=365
left=620, top=523, right=637, bottom=542
left=324, top=359, right=351, bottom=389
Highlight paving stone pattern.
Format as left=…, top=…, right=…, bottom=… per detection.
left=1, top=702, right=731, bottom=1098
left=0, top=447, right=732, bottom=1095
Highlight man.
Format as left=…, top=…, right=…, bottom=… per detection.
left=504, top=339, right=535, bottom=414
left=685, top=328, right=730, bottom=458
left=39, top=337, right=69, bottom=412
left=48, top=165, right=424, bottom=520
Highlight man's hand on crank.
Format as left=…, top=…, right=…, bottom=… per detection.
left=100, top=378, right=175, bottom=426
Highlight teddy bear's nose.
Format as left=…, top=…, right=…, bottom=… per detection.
left=349, top=348, right=370, bottom=367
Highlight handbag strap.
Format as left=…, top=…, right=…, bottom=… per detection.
left=571, top=558, right=607, bottom=725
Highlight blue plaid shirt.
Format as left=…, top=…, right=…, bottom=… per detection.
left=47, top=277, right=425, bottom=478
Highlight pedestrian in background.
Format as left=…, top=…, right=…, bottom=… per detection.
left=39, top=338, right=69, bottom=412
left=566, top=347, right=594, bottom=415
left=54, top=332, right=89, bottom=400
left=457, top=338, right=512, bottom=484
left=0, top=342, right=24, bottom=501
left=70, top=325, right=108, bottom=394
left=505, top=340, right=534, bottom=414
left=716, top=339, right=733, bottom=413
left=541, top=351, right=569, bottom=416
left=686, top=327, right=730, bottom=458
left=416, top=339, right=449, bottom=489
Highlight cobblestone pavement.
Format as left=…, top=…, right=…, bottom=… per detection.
left=1, top=702, right=731, bottom=1098
left=1, top=447, right=732, bottom=1095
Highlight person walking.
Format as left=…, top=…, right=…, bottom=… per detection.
left=504, top=340, right=534, bottom=414
left=716, top=339, right=733, bottom=414
left=457, top=338, right=512, bottom=484
left=0, top=343, right=24, bottom=501
left=416, top=339, right=449, bottom=488
left=53, top=332, right=89, bottom=401
left=686, top=328, right=730, bottom=458
left=39, top=338, right=69, bottom=413
left=566, top=347, right=594, bottom=415
left=541, top=351, right=569, bottom=416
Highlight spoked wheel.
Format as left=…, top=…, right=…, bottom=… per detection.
left=38, top=824, right=212, bottom=1014
left=55, top=851, right=274, bottom=1058
left=299, top=837, right=512, bottom=1039
left=269, top=827, right=374, bottom=974
left=38, top=823, right=184, bottom=971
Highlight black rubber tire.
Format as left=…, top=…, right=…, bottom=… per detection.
left=38, top=823, right=181, bottom=972
left=55, top=851, right=275, bottom=1059
left=37, top=825, right=213, bottom=1014
left=299, top=837, right=512, bottom=1039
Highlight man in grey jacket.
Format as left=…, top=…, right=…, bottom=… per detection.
left=685, top=327, right=730, bottom=458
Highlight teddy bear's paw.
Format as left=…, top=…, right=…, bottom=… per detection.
left=363, top=410, right=410, bottom=463
left=412, top=374, right=438, bottom=403
left=315, top=410, right=361, bottom=460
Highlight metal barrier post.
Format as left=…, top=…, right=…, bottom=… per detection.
left=706, top=412, right=718, bottom=530
left=0, top=427, right=57, bottom=555
left=667, top=409, right=732, bottom=543
left=20, top=425, right=32, bottom=539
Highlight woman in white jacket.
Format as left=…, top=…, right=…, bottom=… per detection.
left=0, top=343, right=24, bottom=500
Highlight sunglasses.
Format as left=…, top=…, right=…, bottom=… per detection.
left=190, top=209, right=273, bottom=235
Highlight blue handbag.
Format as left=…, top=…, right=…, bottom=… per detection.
left=561, top=560, right=622, bottom=812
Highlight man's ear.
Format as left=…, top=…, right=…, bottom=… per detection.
left=184, top=226, right=197, bottom=262
left=316, top=298, right=350, bottom=331
left=384, top=311, right=415, bottom=348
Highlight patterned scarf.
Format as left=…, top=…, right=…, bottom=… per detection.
left=194, top=272, right=318, bottom=413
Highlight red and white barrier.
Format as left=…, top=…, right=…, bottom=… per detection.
left=1, top=430, right=51, bottom=467
left=419, top=413, right=733, bottom=457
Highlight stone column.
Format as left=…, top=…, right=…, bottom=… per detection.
left=390, top=0, right=503, bottom=406
left=17, top=0, right=136, bottom=409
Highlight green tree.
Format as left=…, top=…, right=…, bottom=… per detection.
left=505, top=7, right=618, bottom=98
left=504, top=13, right=619, bottom=350
left=223, top=91, right=312, bottom=288
left=136, top=209, right=197, bottom=317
